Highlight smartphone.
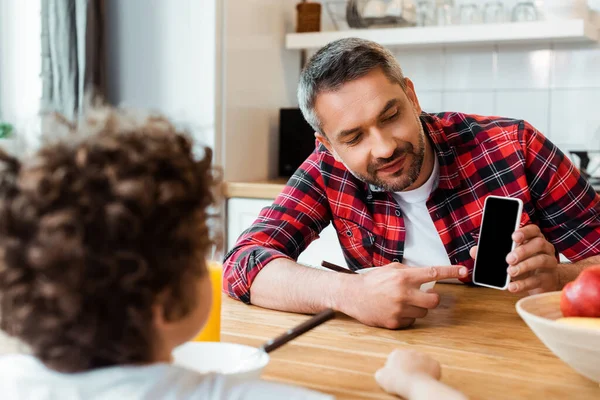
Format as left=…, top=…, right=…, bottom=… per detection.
left=473, top=195, right=523, bottom=290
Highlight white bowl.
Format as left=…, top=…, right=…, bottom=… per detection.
left=172, top=342, right=269, bottom=387
left=357, top=267, right=436, bottom=292
left=516, top=291, right=600, bottom=384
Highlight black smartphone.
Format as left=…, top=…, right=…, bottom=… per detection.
left=473, top=196, right=523, bottom=290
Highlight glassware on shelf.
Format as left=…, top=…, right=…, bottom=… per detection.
left=435, top=0, right=454, bottom=26
left=483, top=1, right=506, bottom=24
left=346, top=0, right=369, bottom=28
left=336, top=0, right=548, bottom=30
left=385, top=0, right=404, bottom=18
left=539, top=0, right=589, bottom=21
left=362, top=0, right=387, bottom=18
left=388, top=0, right=417, bottom=25
left=346, top=0, right=417, bottom=28
left=325, top=1, right=352, bottom=30
left=415, top=0, right=436, bottom=26
left=457, top=3, right=481, bottom=25
left=511, top=1, right=539, bottom=22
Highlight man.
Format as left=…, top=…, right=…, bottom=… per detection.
left=223, top=38, right=600, bottom=329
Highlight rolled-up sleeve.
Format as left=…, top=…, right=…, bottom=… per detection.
left=521, top=120, right=600, bottom=262
left=223, top=151, right=332, bottom=304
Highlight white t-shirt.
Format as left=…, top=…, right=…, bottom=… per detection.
left=392, top=157, right=457, bottom=280
left=0, top=354, right=334, bottom=400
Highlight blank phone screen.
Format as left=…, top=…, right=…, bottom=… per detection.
left=474, top=197, right=520, bottom=288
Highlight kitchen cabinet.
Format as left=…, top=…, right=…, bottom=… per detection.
left=227, top=198, right=272, bottom=252
left=227, top=197, right=347, bottom=268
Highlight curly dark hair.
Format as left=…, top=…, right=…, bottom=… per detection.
left=0, top=107, right=218, bottom=373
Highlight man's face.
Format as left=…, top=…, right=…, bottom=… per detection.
left=314, top=69, right=426, bottom=192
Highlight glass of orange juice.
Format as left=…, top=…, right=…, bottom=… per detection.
left=194, top=174, right=225, bottom=342
left=194, top=258, right=222, bottom=342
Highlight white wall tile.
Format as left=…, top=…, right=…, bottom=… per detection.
left=552, top=43, right=600, bottom=89
left=442, top=91, right=495, bottom=116
left=496, top=44, right=552, bottom=89
left=549, top=89, right=600, bottom=151
left=443, top=46, right=495, bottom=90
left=495, top=90, right=550, bottom=135
left=394, top=48, right=444, bottom=91
left=398, top=41, right=600, bottom=151
left=416, top=91, right=443, bottom=113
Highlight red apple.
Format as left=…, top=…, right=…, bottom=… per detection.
left=560, top=265, right=600, bottom=318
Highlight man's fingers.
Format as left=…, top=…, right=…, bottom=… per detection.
left=508, top=272, right=550, bottom=293
left=469, top=246, right=477, bottom=260
left=510, top=270, right=533, bottom=282
left=506, top=237, right=554, bottom=265
left=512, top=224, right=542, bottom=244
left=406, top=265, right=469, bottom=284
left=387, top=317, right=416, bottom=330
left=407, top=289, right=441, bottom=309
left=400, top=305, right=430, bottom=319
left=507, top=254, right=557, bottom=277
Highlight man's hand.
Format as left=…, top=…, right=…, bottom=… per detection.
left=470, top=224, right=559, bottom=295
left=337, top=263, right=468, bottom=329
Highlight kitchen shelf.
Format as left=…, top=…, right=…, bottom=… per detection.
left=285, top=19, right=600, bottom=49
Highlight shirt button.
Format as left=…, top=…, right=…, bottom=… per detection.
left=346, top=230, right=352, bottom=237
left=395, top=210, right=401, bottom=217
left=393, top=258, right=400, bottom=263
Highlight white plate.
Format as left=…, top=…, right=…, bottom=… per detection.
left=356, top=267, right=436, bottom=292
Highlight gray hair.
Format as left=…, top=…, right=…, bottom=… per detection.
left=297, top=38, right=407, bottom=135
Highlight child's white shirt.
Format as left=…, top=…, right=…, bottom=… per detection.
left=0, top=354, right=334, bottom=400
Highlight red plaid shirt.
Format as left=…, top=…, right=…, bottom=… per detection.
left=224, top=112, right=600, bottom=304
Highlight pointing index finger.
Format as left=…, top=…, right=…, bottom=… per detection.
left=406, top=265, right=469, bottom=284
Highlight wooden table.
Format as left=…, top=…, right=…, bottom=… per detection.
left=221, top=284, right=599, bottom=400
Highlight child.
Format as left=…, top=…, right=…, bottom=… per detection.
left=0, top=106, right=467, bottom=400
left=0, top=107, right=331, bottom=399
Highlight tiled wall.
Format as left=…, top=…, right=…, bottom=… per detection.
left=395, top=43, right=600, bottom=153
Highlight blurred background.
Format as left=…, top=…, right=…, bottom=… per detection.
left=2, top=0, right=600, bottom=260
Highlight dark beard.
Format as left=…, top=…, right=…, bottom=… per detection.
left=355, top=129, right=426, bottom=192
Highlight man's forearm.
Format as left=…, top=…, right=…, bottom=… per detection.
left=559, top=255, right=600, bottom=288
left=249, top=258, right=353, bottom=314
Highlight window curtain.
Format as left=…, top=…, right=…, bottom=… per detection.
left=41, top=0, right=106, bottom=120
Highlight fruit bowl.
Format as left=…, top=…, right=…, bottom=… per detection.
left=516, top=291, right=600, bottom=384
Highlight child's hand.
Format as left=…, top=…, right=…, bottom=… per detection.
left=376, top=349, right=441, bottom=387
left=376, top=349, right=469, bottom=399
left=375, top=349, right=441, bottom=397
